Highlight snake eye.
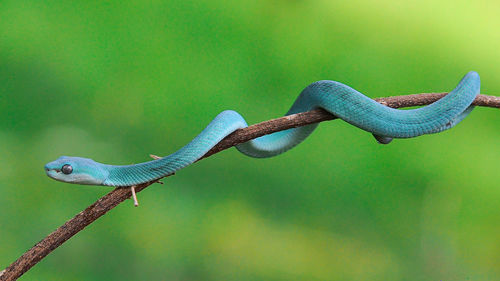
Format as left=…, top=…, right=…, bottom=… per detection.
left=61, top=164, right=73, bottom=175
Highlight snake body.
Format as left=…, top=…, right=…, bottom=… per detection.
left=45, top=72, right=480, bottom=187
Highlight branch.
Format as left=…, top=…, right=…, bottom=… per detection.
left=1, top=93, right=499, bottom=280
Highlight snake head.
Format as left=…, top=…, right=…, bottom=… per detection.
left=44, top=156, right=109, bottom=185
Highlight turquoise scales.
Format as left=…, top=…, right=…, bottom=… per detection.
left=45, top=71, right=480, bottom=187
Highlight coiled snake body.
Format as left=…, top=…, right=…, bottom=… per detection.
left=45, top=72, right=480, bottom=186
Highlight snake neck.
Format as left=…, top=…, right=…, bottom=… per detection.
left=102, top=110, right=249, bottom=186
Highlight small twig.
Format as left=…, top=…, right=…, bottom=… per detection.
left=1, top=93, right=499, bottom=281
left=130, top=186, right=139, bottom=207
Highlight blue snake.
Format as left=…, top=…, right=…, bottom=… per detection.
left=45, top=72, right=480, bottom=187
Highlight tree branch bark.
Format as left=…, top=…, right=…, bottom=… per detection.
left=1, top=93, right=499, bottom=281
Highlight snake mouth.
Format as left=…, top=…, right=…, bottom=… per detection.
left=44, top=167, right=61, bottom=173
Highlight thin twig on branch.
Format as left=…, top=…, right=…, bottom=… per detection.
left=1, top=93, right=499, bottom=281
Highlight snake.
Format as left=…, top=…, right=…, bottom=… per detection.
left=45, top=71, right=480, bottom=187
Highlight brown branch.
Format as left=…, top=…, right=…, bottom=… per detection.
left=1, top=93, right=499, bottom=281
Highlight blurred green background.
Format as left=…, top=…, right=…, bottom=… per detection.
left=1, top=0, right=499, bottom=280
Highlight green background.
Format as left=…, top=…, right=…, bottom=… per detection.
left=1, top=1, right=499, bottom=280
